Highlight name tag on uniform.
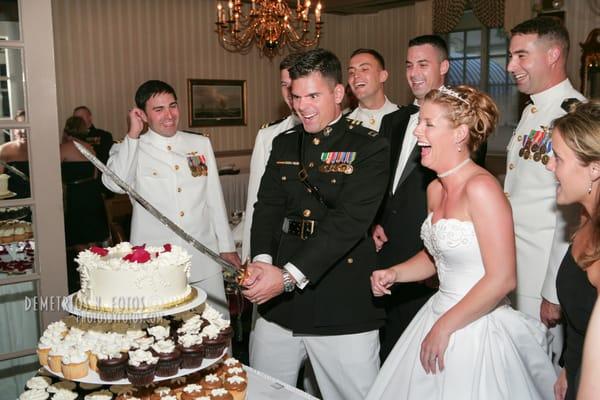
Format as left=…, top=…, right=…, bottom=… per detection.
left=186, top=152, right=208, bottom=176
left=518, top=127, right=551, bottom=165
left=319, top=152, right=356, bottom=174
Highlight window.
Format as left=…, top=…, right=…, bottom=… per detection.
left=445, top=10, right=519, bottom=155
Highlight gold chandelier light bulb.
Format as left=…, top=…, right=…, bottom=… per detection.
left=215, top=0, right=323, bottom=58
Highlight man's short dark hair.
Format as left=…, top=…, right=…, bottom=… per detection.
left=73, top=105, right=91, bottom=115
left=511, top=16, right=570, bottom=54
left=288, top=48, right=342, bottom=85
left=350, top=48, right=386, bottom=70
left=135, top=80, right=178, bottom=110
left=280, top=52, right=304, bottom=71
left=408, top=35, right=449, bottom=61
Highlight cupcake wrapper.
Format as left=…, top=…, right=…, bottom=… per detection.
left=88, top=353, right=98, bottom=372
left=48, top=356, right=62, bottom=373
left=126, top=363, right=156, bottom=386
left=98, top=362, right=126, bottom=381
left=230, top=389, right=247, bottom=400
left=62, top=362, right=89, bottom=380
left=37, top=348, right=50, bottom=367
left=156, top=357, right=182, bottom=377
left=203, top=342, right=226, bottom=359
left=180, top=351, right=203, bottom=369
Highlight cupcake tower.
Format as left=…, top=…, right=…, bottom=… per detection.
left=22, top=356, right=248, bottom=400
left=37, top=303, right=234, bottom=386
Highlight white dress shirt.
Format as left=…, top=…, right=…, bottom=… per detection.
left=392, top=100, right=420, bottom=194
left=346, top=97, right=398, bottom=132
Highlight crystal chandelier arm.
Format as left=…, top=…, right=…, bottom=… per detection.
left=214, top=0, right=323, bottom=58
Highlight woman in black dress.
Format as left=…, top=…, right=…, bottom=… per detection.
left=60, top=116, right=109, bottom=292
left=546, top=101, right=600, bottom=400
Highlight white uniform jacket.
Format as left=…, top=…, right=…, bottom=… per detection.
left=241, top=115, right=298, bottom=261
left=346, top=97, right=398, bottom=132
left=504, top=79, right=585, bottom=303
left=103, top=129, right=235, bottom=283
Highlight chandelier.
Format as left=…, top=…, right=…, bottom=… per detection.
left=215, top=0, right=323, bottom=59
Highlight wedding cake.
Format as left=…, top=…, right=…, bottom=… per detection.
left=75, top=242, right=193, bottom=312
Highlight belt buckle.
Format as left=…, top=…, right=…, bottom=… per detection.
left=300, top=219, right=314, bottom=240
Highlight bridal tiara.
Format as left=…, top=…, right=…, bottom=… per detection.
left=438, top=86, right=470, bottom=106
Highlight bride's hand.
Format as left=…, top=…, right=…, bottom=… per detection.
left=420, top=322, right=450, bottom=374
left=370, top=268, right=396, bottom=296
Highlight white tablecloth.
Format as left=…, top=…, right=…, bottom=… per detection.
left=247, top=365, right=319, bottom=399
left=219, top=172, right=249, bottom=216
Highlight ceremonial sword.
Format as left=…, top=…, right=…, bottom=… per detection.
left=0, top=159, right=29, bottom=182
left=73, top=141, right=246, bottom=289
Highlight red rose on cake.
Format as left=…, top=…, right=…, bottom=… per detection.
left=123, top=245, right=151, bottom=263
left=89, top=246, right=108, bottom=256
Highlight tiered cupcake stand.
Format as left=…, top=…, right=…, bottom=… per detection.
left=41, top=287, right=228, bottom=385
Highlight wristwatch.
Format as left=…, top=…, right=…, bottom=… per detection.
left=282, top=271, right=296, bottom=293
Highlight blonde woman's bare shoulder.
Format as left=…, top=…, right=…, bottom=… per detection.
left=465, top=171, right=511, bottom=217
left=426, top=179, right=443, bottom=211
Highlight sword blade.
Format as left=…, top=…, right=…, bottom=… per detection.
left=0, top=159, right=29, bottom=182
left=73, top=141, right=244, bottom=287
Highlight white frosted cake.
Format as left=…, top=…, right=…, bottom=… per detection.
left=75, top=242, right=192, bottom=312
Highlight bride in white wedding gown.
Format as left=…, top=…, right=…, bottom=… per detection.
left=367, top=85, right=556, bottom=400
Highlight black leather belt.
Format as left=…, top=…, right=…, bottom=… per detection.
left=282, top=217, right=317, bottom=240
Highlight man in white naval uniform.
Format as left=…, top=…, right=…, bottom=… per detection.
left=241, top=53, right=302, bottom=262
left=346, top=48, right=397, bottom=132
left=505, top=17, right=585, bottom=363
left=103, top=80, right=240, bottom=317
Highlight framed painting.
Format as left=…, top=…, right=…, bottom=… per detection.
left=187, top=79, right=247, bottom=127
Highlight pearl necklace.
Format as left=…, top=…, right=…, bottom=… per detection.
left=437, top=158, right=471, bottom=178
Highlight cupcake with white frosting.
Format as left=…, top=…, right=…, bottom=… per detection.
left=97, top=345, right=128, bottom=382
left=48, top=344, right=71, bottom=373
left=177, top=333, right=204, bottom=368
left=61, top=348, right=89, bottom=379
left=147, top=325, right=170, bottom=341
left=150, top=339, right=181, bottom=377
left=126, top=349, right=158, bottom=385
left=49, top=388, right=78, bottom=400
left=18, top=389, right=49, bottom=400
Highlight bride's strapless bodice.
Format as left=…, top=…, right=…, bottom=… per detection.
left=421, top=213, right=485, bottom=312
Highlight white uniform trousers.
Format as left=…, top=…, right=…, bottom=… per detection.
left=250, top=316, right=380, bottom=400
left=512, top=292, right=563, bottom=371
left=191, top=272, right=229, bottom=319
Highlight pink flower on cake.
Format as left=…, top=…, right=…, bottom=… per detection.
left=90, top=246, right=108, bottom=256
left=123, top=247, right=151, bottom=263
left=163, top=244, right=172, bottom=253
